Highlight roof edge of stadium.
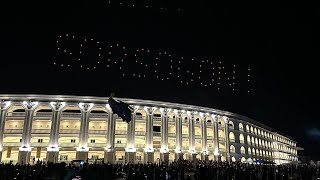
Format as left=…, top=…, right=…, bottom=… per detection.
left=0, top=94, right=295, bottom=142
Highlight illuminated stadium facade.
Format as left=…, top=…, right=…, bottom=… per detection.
left=0, top=94, right=299, bottom=165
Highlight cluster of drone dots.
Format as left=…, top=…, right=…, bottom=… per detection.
left=106, top=0, right=184, bottom=13
left=53, top=34, right=253, bottom=93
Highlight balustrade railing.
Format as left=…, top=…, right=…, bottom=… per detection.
left=153, top=117, right=161, bottom=121
left=59, top=129, right=80, bottom=134
left=153, top=132, right=161, bottom=136
left=59, top=143, right=79, bottom=147
left=30, top=142, right=49, bottom=147
left=135, top=131, right=146, bottom=136
left=3, top=129, right=23, bottom=134
left=34, top=112, right=52, bottom=117
left=88, top=143, right=105, bottom=148
left=88, top=130, right=107, bottom=134
left=89, top=113, right=108, bottom=118
left=6, top=112, right=25, bottom=117
left=182, top=134, right=188, bottom=138
left=2, top=142, right=21, bottom=147
left=153, top=144, right=161, bottom=148
left=115, top=143, right=126, bottom=148
left=32, top=129, right=51, bottom=134
left=135, top=144, right=145, bottom=148
left=115, top=130, right=127, bottom=135
left=182, top=146, right=189, bottom=150
left=61, top=113, right=82, bottom=118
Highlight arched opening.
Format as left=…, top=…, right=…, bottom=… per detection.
left=167, top=111, right=176, bottom=150
left=240, top=146, right=245, bottom=154
left=246, top=125, right=250, bottom=132
left=228, top=121, right=234, bottom=129
left=241, top=157, right=246, bottom=163
left=239, top=134, right=244, bottom=144
left=59, top=104, right=82, bottom=162
left=231, top=156, right=236, bottom=162
left=230, top=145, right=236, bottom=153
left=219, top=118, right=225, bottom=128
left=248, top=147, right=251, bottom=155
left=239, top=123, right=244, bottom=131
left=229, top=132, right=235, bottom=142
left=88, top=106, right=108, bottom=156
left=247, top=135, right=251, bottom=145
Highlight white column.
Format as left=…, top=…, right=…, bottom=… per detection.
left=46, top=102, right=66, bottom=163
left=199, top=112, right=208, bottom=160
left=224, top=116, right=231, bottom=162
left=188, top=111, right=196, bottom=161
left=125, top=106, right=138, bottom=163
left=160, top=107, right=170, bottom=162
left=105, top=104, right=116, bottom=163
left=174, top=110, right=183, bottom=160
left=144, top=106, right=156, bottom=163
left=76, top=103, right=94, bottom=160
left=19, top=100, right=39, bottom=164
left=213, top=114, right=220, bottom=161
left=0, top=100, right=11, bottom=162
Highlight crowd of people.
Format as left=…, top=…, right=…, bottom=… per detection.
left=0, top=160, right=319, bottom=180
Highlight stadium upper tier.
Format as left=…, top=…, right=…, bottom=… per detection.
left=0, top=94, right=299, bottom=165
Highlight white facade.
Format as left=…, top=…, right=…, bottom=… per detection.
left=0, top=94, right=299, bottom=164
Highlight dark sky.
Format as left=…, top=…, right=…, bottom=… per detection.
left=1, top=1, right=320, bottom=159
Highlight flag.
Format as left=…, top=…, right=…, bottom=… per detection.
left=108, top=96, right=133, bottom=123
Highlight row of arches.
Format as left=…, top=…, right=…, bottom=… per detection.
left=229, top=132, right=273, bottom=149
left=229, top=145, right=273, bottom=157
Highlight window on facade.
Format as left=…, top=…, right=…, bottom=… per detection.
left=63, top=109, right=81, bottom=113
left=60, top=155, right=68, bottom=161
left=229, top=132, right=235, bottom=142
left=153, top=126, right=161, bottom=132
left=117, top=140, right=122, bottom=144
left=90, top=139, right=96, bottom=143
left=38, top=139, right=43, bottom=143
left=71, top=139, right=76, bottom=143
left=239, top=123, right=244, bottom=131
left=240, top=146, right=245, bottom=154
left=228, top=121, right=234, bottom=129
left=20, top=139, right=22, bottom=142
left=239, top=134, right=244, bottom=144
left=91, top=155, right=99, bottom=160
left=230, top=145, right=236, bottom=153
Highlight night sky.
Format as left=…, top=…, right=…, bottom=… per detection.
left=1, top=1, right=319, bottom=159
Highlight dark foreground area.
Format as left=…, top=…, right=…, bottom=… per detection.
left=0, top=160, right=319, bottom=180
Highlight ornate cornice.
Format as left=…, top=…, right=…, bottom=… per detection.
left=0, top=94, right=285, bottom=139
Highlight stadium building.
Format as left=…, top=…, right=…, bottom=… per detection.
left=0, top=94, right=299, bottom=164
